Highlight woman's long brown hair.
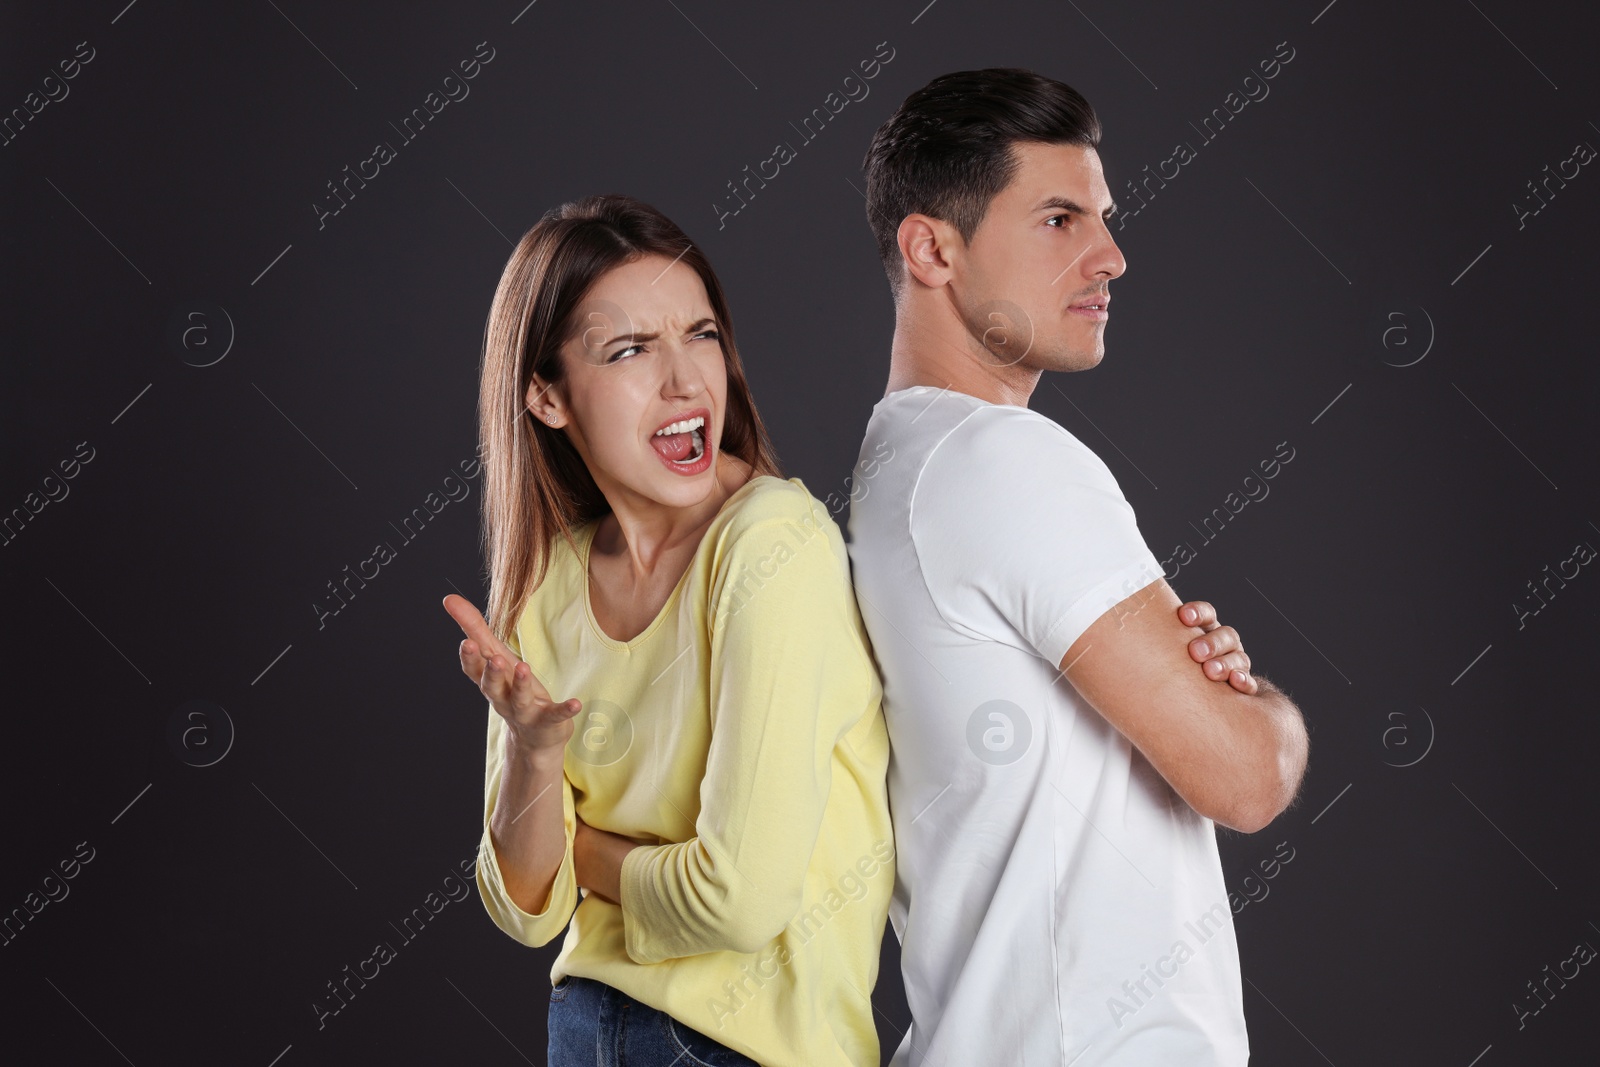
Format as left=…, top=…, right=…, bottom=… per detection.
left=477, top=194, right=782, bottom=643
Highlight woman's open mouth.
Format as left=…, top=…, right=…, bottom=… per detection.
left=649, top=411, right=712, bottom=475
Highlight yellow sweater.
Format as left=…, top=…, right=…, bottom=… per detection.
left=474, top=475, right=894, bottom=1067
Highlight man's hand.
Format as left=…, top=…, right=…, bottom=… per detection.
left=1177, top=600, right=1258, bottom=694
left=1063, top=579, right=1307, bottom=833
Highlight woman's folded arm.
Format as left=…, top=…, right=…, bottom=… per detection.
left=616, top=511, right=873, bottom=964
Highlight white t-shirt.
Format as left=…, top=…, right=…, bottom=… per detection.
left=845, top=386, right=1248, bottom=1066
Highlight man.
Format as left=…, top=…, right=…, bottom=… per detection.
left=845, top=68, right=1310, bottom=1065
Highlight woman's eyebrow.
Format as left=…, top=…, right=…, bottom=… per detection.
left=594, top=317, right=717, bottom=347
left=593, top=329, right=652, bottom=347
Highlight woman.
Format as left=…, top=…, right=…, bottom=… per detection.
left=442, top=194, right=893, bottom=1067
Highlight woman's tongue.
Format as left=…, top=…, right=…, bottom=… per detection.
left=651, top=430, right=694, bottom=461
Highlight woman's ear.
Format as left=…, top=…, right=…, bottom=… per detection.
left=526, top=373, right=563, bottom=427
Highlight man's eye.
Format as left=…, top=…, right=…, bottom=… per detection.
left=1046, top=214, right=1069, bottom=227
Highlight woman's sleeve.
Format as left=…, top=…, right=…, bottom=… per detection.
left=472, top=624, right=580, bottom=948
left=617, top=505, right=874, bottom=964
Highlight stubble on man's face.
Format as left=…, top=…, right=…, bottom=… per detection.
left=956, top=142, right=1126, bottom=378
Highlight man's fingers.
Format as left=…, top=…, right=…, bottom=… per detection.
left=1203, top=650, right=1251, bottom=680
left=1189, top=624, right=1241, bottom=662
left=1228, top=669, right=1259, bottom=695
left=1175, top=602, right=1260, bottom=692
left=1178, top=600, right=1217, bottom=630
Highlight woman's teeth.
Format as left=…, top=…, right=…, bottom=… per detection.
left=678, top=427, right=705, bottom=462
left=654, top=415, right=705, bottom=437
left=649, top=416, right=706, bottom=465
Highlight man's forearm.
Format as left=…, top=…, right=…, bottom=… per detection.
left=1227, top=674, right=1309, bottom=832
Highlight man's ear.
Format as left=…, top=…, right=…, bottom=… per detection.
left=896, top=213, right=959, bottom=290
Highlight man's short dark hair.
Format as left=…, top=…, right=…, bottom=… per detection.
left=862, top=68, right=1102, bottom=296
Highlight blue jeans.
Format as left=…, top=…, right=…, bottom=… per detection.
left=547, top=975, right=763, bottom=1067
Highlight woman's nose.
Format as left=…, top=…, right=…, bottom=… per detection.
left=660, top=344, right=704, bottom=396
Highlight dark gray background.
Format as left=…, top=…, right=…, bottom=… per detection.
left=3, top=0, right=1596, bottom=1064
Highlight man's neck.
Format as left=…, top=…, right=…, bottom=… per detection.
left=885, top=307, right=1041, bottom=409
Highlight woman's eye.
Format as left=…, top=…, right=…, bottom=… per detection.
left=697, top=329, right=721, bottom=342
left=608, top=343, right=644, bottom=363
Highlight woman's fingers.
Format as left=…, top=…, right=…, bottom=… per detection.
left=490, top=653, right=584, bottom=750
left=444, top=594, right=582, bottom=754
left=441, top=592, right=523, bottom=693
left=444, top=593, right=569, bottom=714
left=481, top=647, right=567, bottom=717
left=478, top=638, right=583, bottom=742
left=442, top=592, right=495, bottom=647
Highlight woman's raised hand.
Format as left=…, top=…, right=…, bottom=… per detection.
left=443, top=594, right=583, bottom=754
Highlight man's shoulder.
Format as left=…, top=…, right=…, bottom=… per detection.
left=918, top=402, right=1109, bottom=496
left=868, top=389, right=1090, bottom=468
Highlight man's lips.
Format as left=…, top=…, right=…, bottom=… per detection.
left=1069, top=294, right=1109, bottom=322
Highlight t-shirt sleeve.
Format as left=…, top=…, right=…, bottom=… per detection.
left=617, top=499, right=876, bottom=964
left=911, top=408, right=1165, bottom=668
left=473, top=620, right=580, bottom=948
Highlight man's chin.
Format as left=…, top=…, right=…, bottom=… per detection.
left=1041, top=345, right=1104, bottom=373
